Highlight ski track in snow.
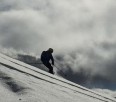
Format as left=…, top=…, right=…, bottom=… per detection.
left=0, top=53, right=116, bottom=102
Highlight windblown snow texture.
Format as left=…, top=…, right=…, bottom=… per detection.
left=0, top=53, right=116, bottom=102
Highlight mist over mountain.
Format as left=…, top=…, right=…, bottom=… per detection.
left=0, top=0, right=116, bottom=90
left=14, top=53, right=116, bottom=90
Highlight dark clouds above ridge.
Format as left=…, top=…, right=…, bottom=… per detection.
left=1, top=0, right=116, bottom=87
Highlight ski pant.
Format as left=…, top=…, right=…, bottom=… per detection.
left=42, top=62, right=54, bottom=74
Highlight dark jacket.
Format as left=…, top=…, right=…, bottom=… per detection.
left=41, top=51, right=54, bottom=65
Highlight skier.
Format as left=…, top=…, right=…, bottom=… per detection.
left=41, top=48, right=54, bottom=74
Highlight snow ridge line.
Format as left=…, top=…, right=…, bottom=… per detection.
left=0, top=62, right=110, bottom=102
left=0, top=53, right=115, bottom=102
left=0, top=53, right=116, bottom=102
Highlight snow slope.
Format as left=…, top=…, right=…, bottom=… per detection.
left=0, top=53, right=116, bottom=102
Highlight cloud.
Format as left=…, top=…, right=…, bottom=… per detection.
left=1, top=0, right=116, bottom=89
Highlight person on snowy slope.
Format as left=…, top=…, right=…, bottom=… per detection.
left=41, top=48, right=54, bottom=74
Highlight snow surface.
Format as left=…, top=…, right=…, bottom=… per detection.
left=0, top=53, right=116, bottom=102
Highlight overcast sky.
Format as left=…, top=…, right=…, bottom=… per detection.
left=1, top=0, right=116, bottom=87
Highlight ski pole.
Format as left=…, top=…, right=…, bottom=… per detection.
left=54, top=59, right=68, bottom=77
left=54, top=64, right=67, bottom=77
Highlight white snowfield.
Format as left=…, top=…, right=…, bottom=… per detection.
left=0, top=53, right=116, bottom=102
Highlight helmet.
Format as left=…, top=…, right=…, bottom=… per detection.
left=48, top=48, right=53, bottom=53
